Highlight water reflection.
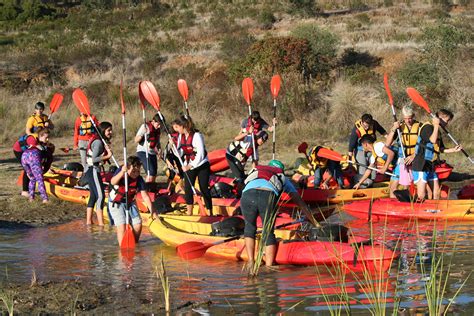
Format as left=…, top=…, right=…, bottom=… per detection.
left=0, top=216, right=474, bottom=314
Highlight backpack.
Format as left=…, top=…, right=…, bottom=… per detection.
left=210, top=217, right=245, bottom=237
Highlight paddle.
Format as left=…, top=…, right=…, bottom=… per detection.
left=297, top=142, right=315, bottom=172
left=270, top=75, right=281, bottom=160
left=406, top=87, right=473, bottom=164
left=138, top=82, right=151, bottom=179
left=177, top=79, right=190, bottom=118
left=72, top=88, right=119, bottom=167
left=242, top=77, right=257, bottom=161
left=383, top=74, right=406, bottom=159
left=177, top=218, right=307, bottom=260
left=120, top=80, right=136, bottom=249
left=139, top=80, right=208, bottom=215
left=317, top=148, right=397, bottom=177
left=48, top=93, right=64, bottom=120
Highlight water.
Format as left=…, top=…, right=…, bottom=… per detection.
left=1, top=216, right=474, bottom=314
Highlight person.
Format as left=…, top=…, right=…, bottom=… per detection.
left=108, top=156, right=156, bottom=245
left=84, top=121, right=113, bottom=226
left=241, top=160, right=316, bottom=273
left=134, top=114, right=162, bottom=184
left=348, top=113, right=387, bottom=178
left=308, top=146, right=344, bottom=189
left=225, top=130, right=269, bottom=184
left=387, top=105, right=421, bottom=197
left=19, top=128, right=52, bottom=203
left=13, top=128, right=54, bottom=197
left=25, top=102, right=54, bottom=135
left=353, top=135, right=395, bottom=190
left=173, top=115, right=213, bottom=215
left=73, top=112, right=99, bottom=169
left=412, top=109, right=462, bottom=200
left=240, top=110, right=276, bottom=135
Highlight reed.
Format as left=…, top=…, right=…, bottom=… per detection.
left=0, top=289, right=14, bottom=316
left=156, top=252, right=170, bottom=313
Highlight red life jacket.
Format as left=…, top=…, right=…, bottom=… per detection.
left=179, top=133, right=196, bottom=162
left=245, top=117, right=264, bottom=134
left=140, top=122, right=161, bottom=149
left=109, top=176, right=140, bottom=204
left=244, top=165, right=285, bottom=193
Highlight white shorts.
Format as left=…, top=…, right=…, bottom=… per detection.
left=108, top=202, right=142, bottom=226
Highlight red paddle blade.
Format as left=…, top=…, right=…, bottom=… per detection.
left=176, top=241, right=210, bottom=260
left=383, top=74, right=393, bottom=106
left=121, top=225, right=136, bottom=249
left=120, top=80, right=126, bottom=114
left=138, top=81, right=146, bottom=110
left=316, top=148, right=344, bottom=161
left=72, top=88, right=91, bottom=115
left=297, top=142, right=309, bottom=154
left=49, top=93, right=64, bottom=114
left=270, top=74, right=281, bottom=99
left=177, top=79, right=189, bottom=101
left=139, top=81, right=160, bottom=111
left=406, top=87, right=432, bottom=114
left=242, top=77, right=254, bottom=105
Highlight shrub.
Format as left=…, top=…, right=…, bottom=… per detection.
left=258, top=8, right=276, bottom=30
left=420, top=23, right=470, bottom=64
left=220, top=32, right=255, bottom=62
left=0, top=0, right=21, bottom=21
left=339, top=48, right=381, bottom=68
left=288, top=0, right=321, bottom=17
left=395, top=60, right=439, bottom=94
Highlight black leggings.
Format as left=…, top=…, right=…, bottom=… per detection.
left=184, top=161, right=212, bottom=212
left=14, top=150, right=29, bottom=191
left=85, top=167, right=105, bottom=210
left=225, top=153, right=245, bottom=181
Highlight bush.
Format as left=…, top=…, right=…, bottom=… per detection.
left=220, top=32, right=255, bottom=62
left=0, top=0, right=21, bottom=21
left=420, top=23, right=470, bottom=64
left=288, top=0, right=321, bottom=17
left=258, top=9, right=276, bottom=30
left=396, top=60, right=439, bottom=94
left=339, top=48, right=381, bottom=68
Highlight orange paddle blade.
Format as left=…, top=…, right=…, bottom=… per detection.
left=177, top=79, right=189, bottom=101
left=120, top=80, right=126, bottom=114
left=406, top=87, right=432, bottom=114
left=72, top=88, right=91, bottom=115
left=242, top=77, right=254, bottom=105
left=176, top=241, right=211, bottom=260
left=317, top=148, right=344, bottom=161
left=138, top=81, right=146, bottom=110
left=49, top=93, right=64, bottom=114
left=121, top=225, right=136, bottom=249
left=297, top=142, right=309, bottom=154
left=383, top=74, right=393, bottom=106
left=270, top=74, right=281, bottom=99
left=139, top=81, right=160, bottom=111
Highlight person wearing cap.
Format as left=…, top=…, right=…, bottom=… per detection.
left=240, top=159, right=317, bottom=274
left=25, top=102, right=54, bottom=135
left=226, top=130, right=269, bottom=186
left=308, top=145, right=344, bottom=189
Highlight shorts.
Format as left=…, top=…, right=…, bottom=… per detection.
left=108, top=202, right=142, bottom=226
left=137, top=151, right=158, bottom=176
left=413, top=170, right=438, bottom=184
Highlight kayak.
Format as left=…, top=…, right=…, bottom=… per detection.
left=434, top=162, right=453, bottom=180
left=342, top=198, right=474, bottom=221
left=208, top=149, right=229, bottom=173
left=458, top=184, right=474, bottom=199
left=149, top=216, right=397, bottom=272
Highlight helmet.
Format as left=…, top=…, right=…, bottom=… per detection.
left=35, top=102, right=45, bottom=110
left=268, top=159, right=284, bottom=170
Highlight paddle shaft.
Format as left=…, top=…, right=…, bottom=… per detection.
left=347, top=160, right=397, bottom=177
left=247, top=106, right=257, bottom=162
left=272, top=99, right=277, bottom=160
left=141, top=109, right=151, bottom=177
left=121, top=113, right=130, bottom=224
left=389, top=105, right=406, bottom=159
left=184, top=101, right=190, bottom=119
left=89, top=117, right=119, bottom=167
left=428, top=112, right=473, bottom=164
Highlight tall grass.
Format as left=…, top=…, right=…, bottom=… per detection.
left=0, top=289, right=14, bottom=316
left=156, top=252, right=170, bottom=313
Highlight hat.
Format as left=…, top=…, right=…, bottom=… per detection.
left=268, top=159, right=284, bottom=170
left=256, top=131, right=269, bottom=142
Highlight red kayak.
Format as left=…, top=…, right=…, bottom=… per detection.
left=458, top=184, right=474, bottom=199
left=208, top=149, right=229, bottom=173
left=434, top=162, right=453, bottom=180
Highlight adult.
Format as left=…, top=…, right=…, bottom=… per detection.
left=134, top=114, right=162, bottom=184
left=353, top=135, right=395, bottom=190
left=387, top=105, right=420, bottom=197
left=348, top=113, right=387, bottom=178
left=173, top=115, right=213, bottom=215
left=13, top=127, right=54, bottom=197
left=225, top=130, right=269, bottom=183
left=73, top=112, right=99, bottom=169
left=308, top=146, right=344, bottom=189
left=84, top=121, right=113, bottom=226
left=25, top=102, right=54, bottom=135
left=108, top=156, right=156, bottom=245
left=241, top=160, right=315, bottom=273
left=412, top=109, right=462, bottom=200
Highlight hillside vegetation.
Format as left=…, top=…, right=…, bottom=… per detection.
left=0, top=0, right=472, bottom=170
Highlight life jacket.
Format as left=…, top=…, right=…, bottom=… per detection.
left=179, top=133, right=196, bottom=162
left=79, top=115, right=96, bottom=136
left=354, top=119, right=375, bottom=140
left=244, top=165, right=285, bottom=193
left=109, top=176, right=140, bottom=204
left=227, top=140, right=253, bottom=163
left=371, top=143, right=388, bottom=165
left=400, top=121, right=420, bottom=156
left=30, top=114, right=48, bottom=132
left=414, top=122, right=441, bottom=162
left=245, top=117, right=264, bottom=134
left=86, top=135, right=105, bottom=166
left=309, top=146, right=329, bottom=169
left=18, top=134, right=36, bottom=152
left=140, top=122, right=161, bottom=149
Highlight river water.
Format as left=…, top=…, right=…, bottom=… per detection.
left=1, top=214, right=474, bottom=314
